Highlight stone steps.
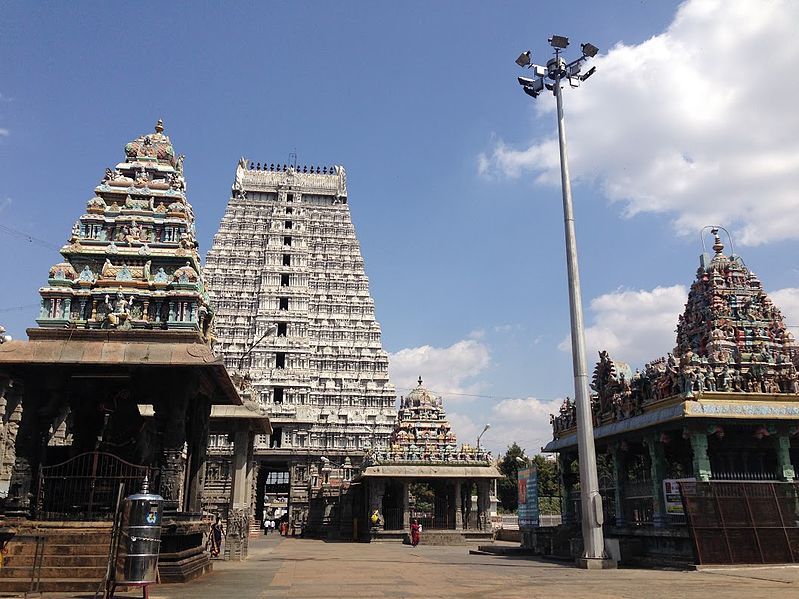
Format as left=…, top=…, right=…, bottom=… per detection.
left=0, top=526, right=113, bottom=594
left=0, top=577, right=107, bottom=593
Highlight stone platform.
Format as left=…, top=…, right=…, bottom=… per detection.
left=371, top=529, right=494, bottom=545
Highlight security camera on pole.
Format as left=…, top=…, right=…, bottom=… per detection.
left=514, top=35, right=615, bottom=569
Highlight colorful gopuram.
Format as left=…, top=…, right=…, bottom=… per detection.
left=543, top=229, right=799, bottom=566
left=0, top=122, right=246, bottom=590
left=350, top=377, right=499, bottom=543
left=35, top=120, right=213, bottom=337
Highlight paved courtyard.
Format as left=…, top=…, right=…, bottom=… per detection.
left=45, top=535, right=799, bottom=599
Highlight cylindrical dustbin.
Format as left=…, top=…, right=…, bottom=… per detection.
left=115, top=480, right=163, bottom=585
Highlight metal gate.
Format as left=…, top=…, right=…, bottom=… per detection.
left=680, top=481, right=799, bottom=564
left=38, top=451, right=151, bottom=521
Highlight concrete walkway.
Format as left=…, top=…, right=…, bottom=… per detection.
left=31, top=535, right=799, bottom=598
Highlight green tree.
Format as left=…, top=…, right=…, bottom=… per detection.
left=497, top=443, right=562, bottom=513
left=497, top=442, right=526, bottom=511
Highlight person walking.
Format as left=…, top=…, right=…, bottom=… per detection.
left=410, top=519, right=421, bottom=547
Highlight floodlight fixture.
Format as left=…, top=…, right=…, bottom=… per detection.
left=581, top=42, right=599, bottom=58
left=548, top=35, right=569, bottom=49
left=520, top=78, right=545, bottom=97
left=580, top=66, right=596, bottom=81
left=515, top=50, right=532, bottom=68
left=517, top=76, right=536, bottom=87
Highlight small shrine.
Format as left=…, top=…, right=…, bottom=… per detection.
left=351, top=377, right=499, bottom=544
left=542, top=229, right=799, bottom=565
left=0, top=122, right=247, bottom=590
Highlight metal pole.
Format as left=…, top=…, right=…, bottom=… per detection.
left=553, top=67, right=606, bottom=561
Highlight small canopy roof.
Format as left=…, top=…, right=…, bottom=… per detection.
left=0, top=329, right=241, bottom=405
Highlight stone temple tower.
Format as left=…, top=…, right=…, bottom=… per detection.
left=204, top=159, right=397, bottom=526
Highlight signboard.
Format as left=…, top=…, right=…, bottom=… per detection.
left=663, top=478, right=695, bottom=515
left=517, top=466, right=539, bottom=530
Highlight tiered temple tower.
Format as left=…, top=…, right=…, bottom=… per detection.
left=0, top=122, right=245, bottom=586
left=36, top=120, right=213, bottom=337
left=204, top=159, right=396, bottom=526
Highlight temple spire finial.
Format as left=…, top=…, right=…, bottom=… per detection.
left=417, top=375, right=423, bottom=387
left=155, top=119, right=164, bottom=134
left=711, top=227, right=724, bottom=255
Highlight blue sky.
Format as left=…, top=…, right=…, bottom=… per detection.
left=2, top=1, right=798, bottom=456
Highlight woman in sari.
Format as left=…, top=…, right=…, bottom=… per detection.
left=410, top=519, right=421, bottom=547
left=209, top=516, right=224, bottom=557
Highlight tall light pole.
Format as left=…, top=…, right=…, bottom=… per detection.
left=477, top=424, right=491, bottom=449
left=515, top=36, right=611, bottom=568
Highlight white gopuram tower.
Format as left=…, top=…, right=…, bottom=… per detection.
left=204, top=159, right=397, bottom=527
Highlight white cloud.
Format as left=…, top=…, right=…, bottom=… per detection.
left=479, top=0, right=799, bottom=245
left=0, top=129, right=8, bottom=137
left=388, top=339, right=491, bottom=402
left=769, top=288, right=799, bottom=328
left=560, top=285, right=688, bottom=367
left=389, top=338, right=564, bottom=455
left=450, top=396, right=564, bottom=457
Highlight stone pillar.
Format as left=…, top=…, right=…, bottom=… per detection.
left=154, top=383, right=189, bottom=513
left=611, top=444, right=626, bottom=527
left=775, top=433, right=795, bottom=482
left=559, top=453, right=576, bottom=526
left=454, top=480, right=463, bottom=530
left=226, top=426, right=251, bottom=561
left=690, top=432, right=712, bottom=482
left=184, top=394, right=211, bottom=514
left=645, top=435, right=667, bottom=528
left=402, top=480, right=410, bottom=530
left=5, top=382, right=42, bottom=517
left=476, top=479, right=490, bottom=531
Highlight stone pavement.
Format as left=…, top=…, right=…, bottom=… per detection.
left=30, top=535, right=799, bottom=599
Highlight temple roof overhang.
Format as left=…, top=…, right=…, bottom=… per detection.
left=544, top=391, right=799, bottom=452
left=356, top=464, right=500, bottom=480
left=0, top=330, right=241, bottom=405
left=138, top=403, right=271, bottom=434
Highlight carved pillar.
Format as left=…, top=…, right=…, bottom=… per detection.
left=154, top=378, right=190, bottom=512
left=476, top=479, right=490, bottom=531
left=690, top=432, right=712, bottom=482
left=226, top=426, right=251, bottom=561
left=184, top=393, right=210, bottom=514
left=250, top=458, right=260, bottom=522
left=611, top=444, right=626, bottom=527
left=453, top=480, right=463, bottom=530
left=645, top=435, right=667, bottom=528
left=6, top=381, right=43, bottom=517
left=775, top=433, right=795, bottom=482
